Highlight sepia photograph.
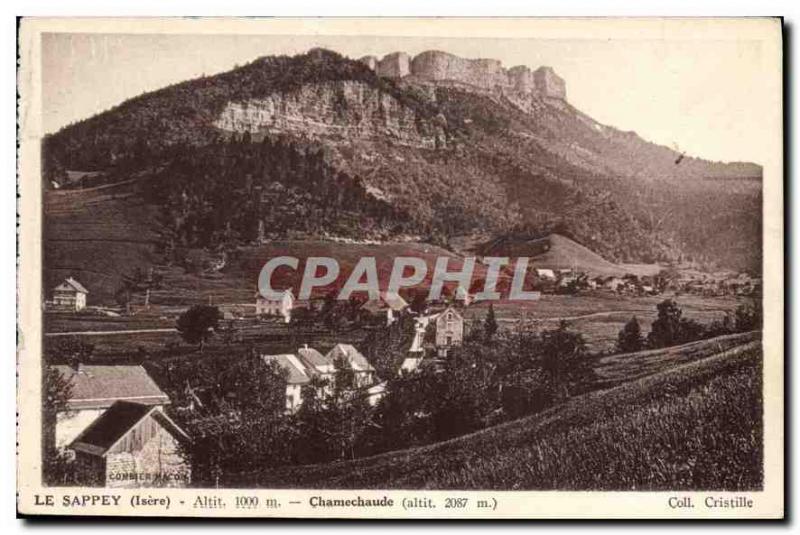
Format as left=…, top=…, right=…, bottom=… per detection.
left=16, top=16, right=784, bottom=519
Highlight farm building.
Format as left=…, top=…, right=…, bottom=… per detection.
left=51, top=364, right=170, bottom=450
left=535, top=268, right=556, bottom=281
left=69, top=401, right=191, bottom=488
left=51, top=277, right=89, bottom=311
left=360, top=291, right=409, bottom=325
left=255, top=289, right=294, bottom=323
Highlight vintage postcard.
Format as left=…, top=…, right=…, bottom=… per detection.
left=17, top=17, right=783, bottom=519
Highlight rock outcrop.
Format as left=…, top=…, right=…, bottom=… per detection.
left=359, top=50, right=566, bottom=100
left=213, top=80, right=445, bottom=148
left=376, top=52, right=411, bottom=78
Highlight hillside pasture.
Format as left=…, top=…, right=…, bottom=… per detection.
left=463, top=293, right=745, bottom=351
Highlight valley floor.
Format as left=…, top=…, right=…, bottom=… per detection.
left=44, top=291, right=746, bottom=359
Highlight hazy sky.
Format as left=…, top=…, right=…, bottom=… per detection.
left=42, top=30, right=774, bottom=164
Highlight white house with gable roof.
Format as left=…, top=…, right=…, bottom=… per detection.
left=256, top=289, right=294, bottom=323
left=52, top=277, right=89, bottom=311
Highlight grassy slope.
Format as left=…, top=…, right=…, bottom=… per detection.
left=235, top=339, right=762, bottom=490
left=593, top=330, right=759, bottom=387
left=44, top=181, right=161, bottom=303
left=528, top=234, right=661, bottom=278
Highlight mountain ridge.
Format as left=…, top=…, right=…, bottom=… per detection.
left=42, top=48, right=762, bottom=278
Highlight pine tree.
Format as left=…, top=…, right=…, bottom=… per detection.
left=617, top=315, right=644, bottom=353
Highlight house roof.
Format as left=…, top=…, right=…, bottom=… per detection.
left=262, top=354, right=311, bottom=385
left=400, top=357, right=422, bottom=373
left=297, top=346, right=332, bottom=370
left=55, top=277, right=89, bottom=294
left=255, top=289, right=294, bottom=301
left=70, top=401, right=189, bottom=457
left=360, top=299, right=387, bottom=313
left=435, top=306, right=463, bottom=323
left=53, top=365, right=169, bottom=410
left=326, top=344, right=375, bottom=373
left=360, top=292, right=409, bottom=313
left=382, top=292, right=409, bottom=311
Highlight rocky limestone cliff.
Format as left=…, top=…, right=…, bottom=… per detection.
left=360, top=50, right=567, bottom=100
left=214, top=80, right=446, bottom=148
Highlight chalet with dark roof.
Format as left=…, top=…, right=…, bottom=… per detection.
left=70, top=401, right=190, bottom=488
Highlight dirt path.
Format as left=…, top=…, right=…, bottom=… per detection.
left=44, top=328, right=177, bottom=337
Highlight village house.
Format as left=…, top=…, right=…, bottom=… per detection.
left=52, top=277, right=89, bottom=311
left=602, top=276, right=625, bottom=292
left=325, top=344, right=377, bottom=388
left=360, top=291, right=409, bottom=325
left=255, top=289, right=294, bottom=323
left=435, top=306, right=464, bottom=354
left=401, top=306, right=465, bottom=372
left=70, top=401, right=191, bottom=488
left=52, top=364, right=171, bottom=450
left=263, top=343, right=379, bottom=411
left=261, top=353, right=312, bottom=412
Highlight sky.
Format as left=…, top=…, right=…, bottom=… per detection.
left=41, top=29, right=776, bottom=165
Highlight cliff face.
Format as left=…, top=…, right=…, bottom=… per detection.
left=411, top=51, right=509, bottom=89
left=213, top=80, right=446, bottom=148
left=361, top=50, right=567, bottom=100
